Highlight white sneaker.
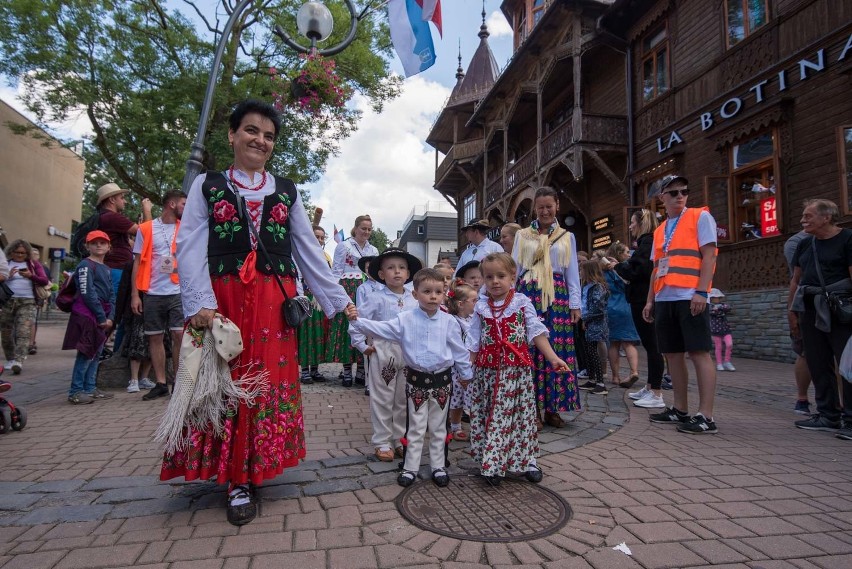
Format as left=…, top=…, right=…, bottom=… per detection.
left=628, top=386, right=650, bottom=400
left=11, top=360, right=22, bottom=374
left=634, top=393, right=666, bottom=408
left=577, top=369, right=588, bottom=379
left=3, top=360, right=13, bottom=370
left=139, top=378, right=156, bottom=389
left=127, top=379, right=140, bottom=393
left=716, top=364, right=724, bottom=371
left=723, top=362, right=736, bottom=371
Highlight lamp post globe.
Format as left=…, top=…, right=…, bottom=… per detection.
left=297, top=2, right=334, bottom=45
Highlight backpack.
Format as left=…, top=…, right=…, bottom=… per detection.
left=71, top=211, right=100, bottom=258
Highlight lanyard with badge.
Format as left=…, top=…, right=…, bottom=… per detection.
left=656, top=209, right=684, bottom=277
left=157, top=219, right=179, bottom=275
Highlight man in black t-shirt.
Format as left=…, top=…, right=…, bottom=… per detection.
left=788, top=199, right=852, bottom=441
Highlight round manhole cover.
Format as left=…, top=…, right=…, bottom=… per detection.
left=395, top=475, right=572, bottom=542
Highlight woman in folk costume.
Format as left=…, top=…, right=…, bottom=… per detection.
left=512, top=186, right=582, bottom=430
left=162, top=100, right=354, bottom=526
left=327, top=215, right=379, bottom=387
left=298, top=225, right=334, bottom=384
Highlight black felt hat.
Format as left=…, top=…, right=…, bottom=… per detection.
left=456, top=260, right=481, bottom=279
left=357, top=255, right=376, bottom=274
left=460, top=219, right=492, bottom=232
left=367, top=248, right=423, bottom=284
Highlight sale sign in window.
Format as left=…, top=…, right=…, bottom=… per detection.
left=761, top=197, right=780, bottom=237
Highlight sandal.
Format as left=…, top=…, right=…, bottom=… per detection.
left=536, top=416, right=545, bottom=431
left=619, top=373, right=640, bottom=388
left=452, top=430, right=469, bottom=441
left=375, top=448, right=394, bottom=462
left=544, top=411, right=565, bottom=429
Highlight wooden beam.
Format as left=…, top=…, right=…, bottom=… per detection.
left=584, top=148, right=629, bottom=199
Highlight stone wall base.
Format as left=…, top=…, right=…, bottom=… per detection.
left=723, top=287, right=794, bottom=364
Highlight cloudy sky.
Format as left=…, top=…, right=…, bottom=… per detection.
left=0, top=0, right=514, bottom=249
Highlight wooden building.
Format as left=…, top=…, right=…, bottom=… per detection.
left=426, top=0, right=852, bottom=361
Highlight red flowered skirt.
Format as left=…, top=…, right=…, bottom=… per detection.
left=160, top=273, right=305, bottom=488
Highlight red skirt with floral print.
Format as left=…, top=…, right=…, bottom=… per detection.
left=160, top=273, right=305, bottom=487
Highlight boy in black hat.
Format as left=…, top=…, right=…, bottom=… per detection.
left=350, top=248, right=422, bottom=462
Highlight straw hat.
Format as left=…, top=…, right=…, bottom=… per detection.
left=96, top=183, right=129, bottom=205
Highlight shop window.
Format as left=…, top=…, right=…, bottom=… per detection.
left=641, top=22, right=669, bottom=102
left=731, top=131, right=780, bottom=241
left=516, top=8, right=528, bottom=45
left=839, top=126, right=852, bottom=215
left=726, top=0, right=769, bottom=48
left=704, top=177, right=733, bottom=243
left=463, top=192, right=476, bottom=225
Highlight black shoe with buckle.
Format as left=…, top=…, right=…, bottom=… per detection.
left=226, top=485, right=257, bottom=526
left=432, top=468, right=450, bottom=487
left=397, top=471, right=416, bottom=487
left=483, top=474, right=501, bottom=487
left=526, top=464, right=543, bottom=483
left=300, top=373, right=313, bottom=385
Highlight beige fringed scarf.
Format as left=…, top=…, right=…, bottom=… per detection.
left=155, top=314, right=268, bottom=454
left=515, top=226, right=572, bottom=311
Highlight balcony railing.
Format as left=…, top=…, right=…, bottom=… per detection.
left=506, top=148, right=536, bottom=193
left=485, top=175, right=503, bottom=207
left=435, top=138, right=484, bottom=184
left=541, top=119, right=573, bottom=165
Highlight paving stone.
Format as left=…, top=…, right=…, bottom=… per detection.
left=0, top=494, right=42, bottom=511
left=375, top=544, right=435, bottom=568
left=219, top=532, right=293, bottom=557
left=733, top=516, right=807, bottom=536
left=81, top=476, right=159, bottom=491
left=95, top=485, right=175, bottom=504
left=682, top=539, right=752, bottom=564
left=14, top=504, right=112, bottom=525
left=265, top=469, right=318, bottom=484
left=169, top=560, right=225, bottom=569
left=328, top=546, right=378, bottom=569
left=319, top=465, right=367, bottom=479
left=251, top=550, right=326, bottom=569
left=321, top=455, right=367, bottom=468
left=26, top=480, right=86, bottom=493
left=0, top=550, right=67, bottom=569
left=258, top=484, right=301, bottom=500
left=302, top=478, right=362, bottom=496
left=285, top=510, right=327, bottom=531
left=739, top=536, right=823, bottom=559
left=165, top=537, right=223, bottom=561
left=627, top=542, right=707, bottom=569
left=293, top=530, right=317, bottom=551
left=108, top=497, right=191, bottom=518
left=622, top=521, right=698, bottom=544
left=367, top=461, right=401, bottom=474
left=54, top=543, right=147, bottom=569
left=797, top=533, right=852, bottom=555
left=809, top=554, right=852, bottom=569
left=0, top=482, right=34, bottom=494
left=361, top=472, right=401, bottom=489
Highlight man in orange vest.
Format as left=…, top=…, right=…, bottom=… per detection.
left=130, top=190, right=186, bottom=400
left=642, top=175, right=719, bottom=434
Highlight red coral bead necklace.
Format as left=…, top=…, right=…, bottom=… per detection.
left=228, top=165, right=267, bottom=191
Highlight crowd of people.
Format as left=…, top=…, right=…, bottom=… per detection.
left=3, top=99, right=850, bottom=528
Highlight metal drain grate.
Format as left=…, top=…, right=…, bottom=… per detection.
left=395, top=475, right=572, bottom=542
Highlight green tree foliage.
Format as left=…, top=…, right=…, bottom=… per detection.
left=0, top=0, right=401, bottom=202
left=369, top=227, right=389, bottom=253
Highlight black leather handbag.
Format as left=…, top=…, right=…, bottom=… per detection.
left=237, top=195, right=311, bottom=329
left=812, top=237, right=852, bottom=325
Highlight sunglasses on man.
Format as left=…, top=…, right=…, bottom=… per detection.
left=664, top=188, right=689, bottom=197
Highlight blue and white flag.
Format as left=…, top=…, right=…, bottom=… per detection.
left=388, top=0, right=437, bottom=77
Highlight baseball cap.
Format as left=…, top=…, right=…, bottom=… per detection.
left=86, top=230, right=111, bottom=243
left=648, top=174, right=688, bottom=199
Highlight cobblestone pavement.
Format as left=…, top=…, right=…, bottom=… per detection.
left=1, top=322, right=850, bottom=568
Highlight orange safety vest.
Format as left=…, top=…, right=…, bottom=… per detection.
left=652, top=207, right=715, bottom=294
left=136, top=219, right=180, bottom=293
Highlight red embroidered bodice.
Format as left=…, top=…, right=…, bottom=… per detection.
left=475, top=310, right=533, bottom=369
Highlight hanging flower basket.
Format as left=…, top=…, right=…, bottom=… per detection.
left=269, top=52, right=351, bottom=115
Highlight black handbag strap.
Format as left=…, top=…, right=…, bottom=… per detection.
left=231, top=185, right=291, bottom=302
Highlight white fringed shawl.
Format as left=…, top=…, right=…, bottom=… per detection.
left=155, top=314, right=268, bottom=454
left=515, top=227, right=572, bottom=312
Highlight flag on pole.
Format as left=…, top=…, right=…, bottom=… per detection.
left=388, top=0, right=437, bottom=77
left=419, top=0, right=442, bottom=37
left=333, top=224, right=343, bottom=244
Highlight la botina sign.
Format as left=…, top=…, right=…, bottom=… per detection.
left=657, top=33, right=852, bottom=153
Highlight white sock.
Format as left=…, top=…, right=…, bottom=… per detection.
left=228, top=485, right=251, bottom=506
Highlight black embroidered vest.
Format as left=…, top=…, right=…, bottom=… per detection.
left=201, top=172, right=297, bottom=277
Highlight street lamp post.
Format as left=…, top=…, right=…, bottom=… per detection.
left=181, top=0, right=362, bottom=195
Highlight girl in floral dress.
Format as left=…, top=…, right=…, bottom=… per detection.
left=468, top=253, right=569, bottom=486
left=327, top=215, right=379, bottom=386
left=513, top=187, right=582, bottom=430
left=446, top=282, right=477, bottom=441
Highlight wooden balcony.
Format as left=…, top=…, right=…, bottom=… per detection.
left=485, top=175, right=503, bottom=207
left=506, top=148, right=536, bottom=193
left=435, top=138, right=484, bottom=187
